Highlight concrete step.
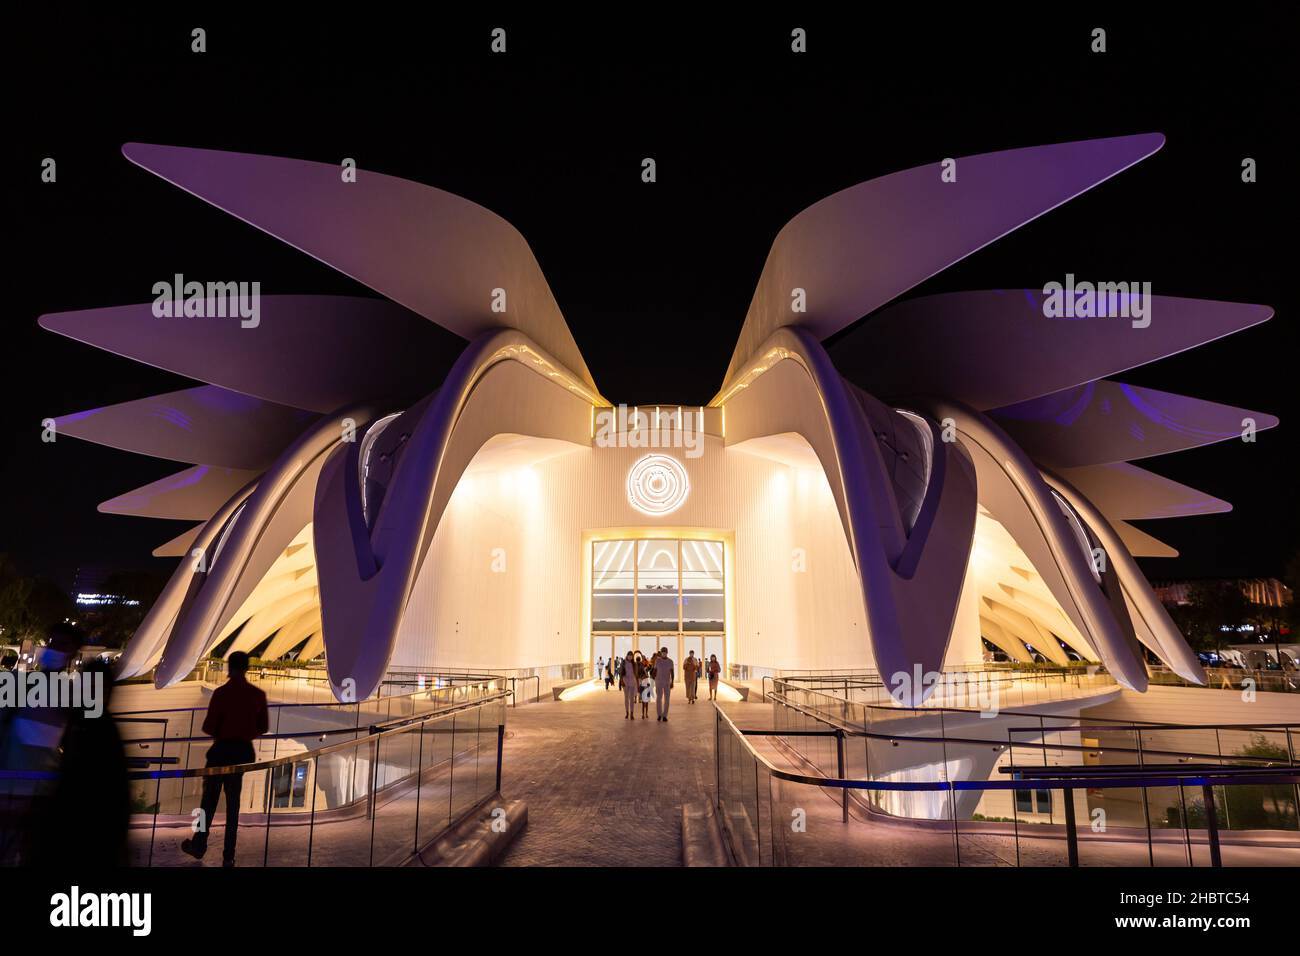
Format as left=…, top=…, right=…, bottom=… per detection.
left=405, top=797, right=528, bottom=867
left=681, top=801, right=730, bottom=866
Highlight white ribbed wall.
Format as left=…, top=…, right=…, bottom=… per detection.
left=392, top=433, right=956, bottom=673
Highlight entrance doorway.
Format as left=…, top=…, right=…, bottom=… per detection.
left=590, top=537, right=725, bottom=678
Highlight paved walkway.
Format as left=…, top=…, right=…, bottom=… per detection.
left=499, top=690, right=1300, bottom=867
left=496, top=683, right=763, bottom=866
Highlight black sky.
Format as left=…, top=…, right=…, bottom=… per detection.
left=4, top=9, right=1295, bottom=589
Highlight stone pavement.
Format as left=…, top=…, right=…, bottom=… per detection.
left=495, top=682, right=766, bottom=866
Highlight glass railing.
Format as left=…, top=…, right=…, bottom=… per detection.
left=384, top=662, right=590, bottom=705
left=1149, top=664, right=1300, bottom=694
left=765, top=665, right=1117, bottom=713
left=114, top=677, right=505, bottom=831
left=1, top=684, right=510, bottom=867
left=716, top=699, right=1300, bottom=866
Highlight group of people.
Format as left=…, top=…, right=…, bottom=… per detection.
left=598, top=649, right=721, bottom=721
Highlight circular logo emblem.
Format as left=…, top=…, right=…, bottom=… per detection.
left=626, top=454, right=689, bottom=516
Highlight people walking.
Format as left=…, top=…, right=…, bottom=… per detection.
left=638, top=660, right=653, bottom=719
left=683, top=650, right=699, bottom=703
left=603, top=658, right=614, bottom=691
left=622, top=651, right=638, bottom=719
left=654, top=646, right=674, bottom=721
left=180, top=651, right=269, bottom=867
left=707, top=654, right=721, bottom=700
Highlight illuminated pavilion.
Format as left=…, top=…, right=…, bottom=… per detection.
left=41, top=133, right=1276, bottom=704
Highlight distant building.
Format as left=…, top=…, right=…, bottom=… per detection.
left=70, top=563, right=140, bottom=607
left=70, top=563, right=114, bottom=597
left=1152, top=578, right=1293, bottom=608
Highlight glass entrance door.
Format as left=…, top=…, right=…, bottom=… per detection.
left=591, top=635, right=613, bottom=677
left=613, top=635, right=634, bottom=662
left=591, top=536, right=725, bottom=677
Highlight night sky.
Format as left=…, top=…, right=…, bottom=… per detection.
left=5, top=10, right=1294, bottom=590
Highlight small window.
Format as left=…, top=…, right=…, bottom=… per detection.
left=271, top=760, right=310, bottom=809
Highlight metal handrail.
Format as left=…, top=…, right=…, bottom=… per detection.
left=0, top=689, right=511, bottom=784
left=769, top=678, right=1117, bottom=726
left=715, top=702, right=1300, bottom=794
left=767, top=689, right=1296, bottom=768
left=507, top=675, right=541, bottom=707
left=132, top=689, right=511, bottom=780
left=768, top=676, right=1185, bottom=730
left=115, top=671, right=503, bottom=718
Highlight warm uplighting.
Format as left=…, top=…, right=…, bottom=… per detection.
left=558, top=678, right=603, bottom=702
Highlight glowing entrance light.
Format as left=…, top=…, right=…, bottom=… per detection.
left=627, top=454, right=689, bottom=516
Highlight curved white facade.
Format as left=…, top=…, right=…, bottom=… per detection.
left=41, top=135, right=1278, bottom=703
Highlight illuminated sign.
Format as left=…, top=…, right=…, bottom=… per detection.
left=626, top=454, right=689, bottom=516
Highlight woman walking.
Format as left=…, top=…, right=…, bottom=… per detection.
left=707, top=654, right=721, bottom=701
left=638, top=658, right=654, bottom=719
left=622, top=652, right=639, bottom=719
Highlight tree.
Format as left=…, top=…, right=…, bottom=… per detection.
left=0, top=554, right=74, bottom=644
left=1179, top=580, right=1253, bottom=653
left=84, top=570, right=167, bottom=649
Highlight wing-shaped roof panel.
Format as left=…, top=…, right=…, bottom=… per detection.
left=992, top=379, right=1277, bottom=468
left=40, top=295, right=454, bottom=413
left=832, top=290, right=1272, bottom=410
left=121, top=143, right=596, bottom=391
left=1056, top=462, right=1231, bottom=521
left=54, top=385, right=316, bottom=469
left=98, top=465, right=257, bottom=521
left=726, top=133, right=1166, bottom=385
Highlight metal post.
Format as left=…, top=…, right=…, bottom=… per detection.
left=836, top=730, right=848, bottom=822
left=1178, top=785, right=1193, bottom=866
left=1214, top=728, right=1231, bottom=831
left=1136, top=730, right=1154, bottom=867
left=306, top=754, right=318, bottom=867
left=1287, top=728, right=1300, bottom=833
left=496, top=723, right=505, bottom=793
left=1202, top=783, right=1223, bottom=867
left=412, top=722, right=425, bottom=856
left=1063, top=787, right=1079, bottom=867
left=715, top=708, right=721, bottom=810
left=447, top=719, right=456, bottom=824
left=262, top=764, right=274, bottom=866
left=949, top=781, right=961, bottom=867
left=185, top=710, right=196, bottom=793
left=148, top=770, right=162, bottom=868
left=368, top=736, right=380, bottom=867
left=1006, top=730, right=1022, bottom=867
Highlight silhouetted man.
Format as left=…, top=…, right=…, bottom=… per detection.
left=181, top=651, right=268, bottom=866
left=654, top=646, right=674, bottom=721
